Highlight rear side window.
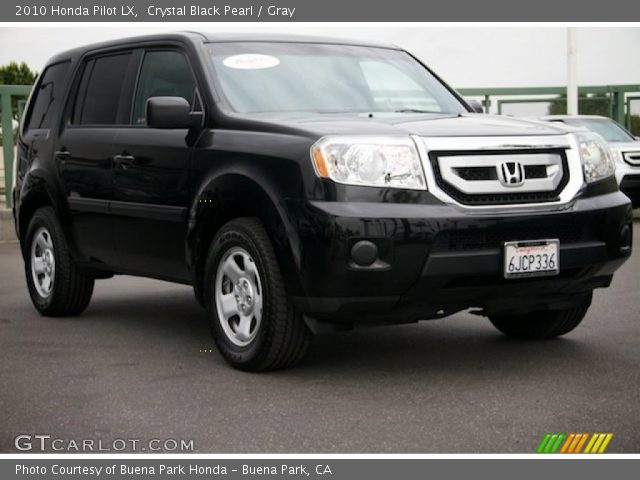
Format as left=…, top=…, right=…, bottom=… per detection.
left=25, top=61, right=71, bottom=131
left=132, top=50, right=199, bottom=125
left=73, top=53, right=132, bottom=125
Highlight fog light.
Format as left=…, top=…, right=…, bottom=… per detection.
left=620, top=224, right=632, bottom=250
left=350, top=241, right=378, bottom=267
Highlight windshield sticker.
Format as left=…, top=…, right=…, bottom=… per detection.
left=222, top=54, right=280, bottom=70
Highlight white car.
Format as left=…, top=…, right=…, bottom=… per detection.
left=541, top=115, right=640, bottom=207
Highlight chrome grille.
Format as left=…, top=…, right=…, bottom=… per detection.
left=623, top=151, right=640, bottom=167
left=455, top=165, right=547, bottom=181
left=428, top=149, right=570, bottom=206
left=416, top=135, right=583, bottom=212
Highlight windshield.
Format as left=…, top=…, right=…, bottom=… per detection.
left=560, top=117, right=635, bottom=143
left=206, top=42, right=468, bottom=115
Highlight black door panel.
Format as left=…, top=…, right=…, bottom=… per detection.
left=54, top=50, right=137, bottom=267
left=109, top=49, right=199, bottom=280
left=56, top=127, right=117, bottom=265
left=110, top=128, right=192, bottom=279
left=112, top=130, right=191, bottom=205
left=111, top=129, right=192, bottom=280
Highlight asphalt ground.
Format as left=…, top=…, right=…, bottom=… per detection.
left=1, top=225, right=639, bottom=453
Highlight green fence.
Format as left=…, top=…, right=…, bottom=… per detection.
left=1, top=84, right=31, bottom=208
left=458, top=84, right=640, bottom=131
left=2, top=83, right=640, bottom=209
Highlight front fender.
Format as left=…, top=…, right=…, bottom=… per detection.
left=187, top=169, right=306, bottom=299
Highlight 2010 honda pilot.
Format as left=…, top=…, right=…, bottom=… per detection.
left=13, top=32, right=633, bottom=371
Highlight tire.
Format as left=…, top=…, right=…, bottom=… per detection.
left=489, top=294, right=592, bottom=339
left=204, top=217, right=310, bottom=371
left=24, top=206, right=94, bottom=316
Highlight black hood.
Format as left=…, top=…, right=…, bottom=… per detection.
left=244, top=112, right=568, bottom=138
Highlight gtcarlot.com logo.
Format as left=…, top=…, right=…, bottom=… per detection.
left=14, top=434, right=194, bottom=452
left=536, top=432, right=613, bottom=454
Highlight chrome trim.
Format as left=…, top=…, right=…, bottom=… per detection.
left=439, top=153, right=563, bottom=195
left=623, top=151, right=640, bottom=167
left=414, top=134, right=586, bottom=214
left=421, top=135, right=572, bottom=151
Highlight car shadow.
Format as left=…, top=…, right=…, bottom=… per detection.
left=69, top=279, right=605, bottom=381
left=299, top=323, right=595, bottom=375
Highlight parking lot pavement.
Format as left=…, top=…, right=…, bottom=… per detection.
left=1, top=224, right=639, bottom=454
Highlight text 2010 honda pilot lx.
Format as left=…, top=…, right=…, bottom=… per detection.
left=13, top=33, right=633, bottom=371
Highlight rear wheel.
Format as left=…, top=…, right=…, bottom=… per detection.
left=24, top=207, right=94, bottom=316
left=489, top=294, right=592, bottom=339
left=204, top=217, right=310, bottom=371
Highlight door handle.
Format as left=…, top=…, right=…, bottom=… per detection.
left=113, top=154, right=135, bottom=170
left=54, top=150, right=71, bottom=164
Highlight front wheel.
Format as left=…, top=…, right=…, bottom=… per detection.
left=489, top=294, right=592, bottom=339
left=204, top=217, right=310, bottom=371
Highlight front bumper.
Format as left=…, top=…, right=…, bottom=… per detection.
left=289, top=191, right=632, bottom=324
left=615, top=156, right=640, bottom=207
left=620, top=175, right=640, bottom=208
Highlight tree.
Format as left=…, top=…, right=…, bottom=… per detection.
left=0, top=61, right=37, bottom=121
left=0, top=61, right=37, bottom=86
left=0, top=61, right=37, bottom=144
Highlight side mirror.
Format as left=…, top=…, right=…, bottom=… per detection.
left=467, top=99, right=484, bottom=114
left=146, top=96, right=201, bottom=129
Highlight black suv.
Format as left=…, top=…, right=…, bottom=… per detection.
left=13, top=32, right=633, bottom=371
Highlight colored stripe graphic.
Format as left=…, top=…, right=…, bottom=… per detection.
left=559, top=433, right=575, bottom=453
left=561, top=433, right=582, bottom=453
left=584, top=433, right=614, bottom=454
left=584, top=434, right=599, bottom=453
left=568, top=433, right=584, bottom=453
left=597, top=434, right=613, bottom=453
left=549, top=433, right=566, bottom=453
left=544, top=434, right=558, bottom=453
left=537, top=433, right=566, bottom=453
left=538, top=433, right=613, bottom=454
left=567, top=433, right=581, bottom=453
left=574, top=433, right=589, bottom=453
left=537, top=433, right=553, bottom=453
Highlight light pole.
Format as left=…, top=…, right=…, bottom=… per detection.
left=567, top=27, right=578, bottom=115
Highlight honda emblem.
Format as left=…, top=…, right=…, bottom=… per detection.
left=497, top=161, right=525, bottom=187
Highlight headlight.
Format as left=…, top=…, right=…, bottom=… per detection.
left=612, top=148, right=625, bottom=165
left=574, top=132, right=616, bottom=183
left=311, top=136, right=426, bottom=190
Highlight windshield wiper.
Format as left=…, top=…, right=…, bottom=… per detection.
left=394, top=109, right=443, bottom=114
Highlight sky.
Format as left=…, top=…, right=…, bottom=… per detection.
left=1, top=25, right=639, bottom=115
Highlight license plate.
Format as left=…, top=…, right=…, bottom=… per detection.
left=504, top=239, right=559, bottom=279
